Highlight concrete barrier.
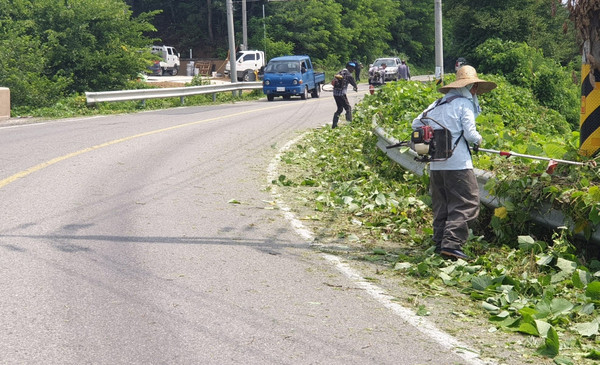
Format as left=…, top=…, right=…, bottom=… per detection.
left=0, top=87, right=10, bottom=119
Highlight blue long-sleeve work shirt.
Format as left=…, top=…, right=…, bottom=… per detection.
left=411, top=87, right=482, bottom=170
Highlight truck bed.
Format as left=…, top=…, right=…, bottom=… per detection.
left=314, top=72, right=325, bottom=84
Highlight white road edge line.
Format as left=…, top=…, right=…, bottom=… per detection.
left=267, top=132, right=497, bottom=365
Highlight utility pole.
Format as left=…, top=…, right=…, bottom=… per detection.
left=226, top=0, right=237, bottom=84
left=242, top=0, right=248, bottom=51
left=263, top=4, right=267, bottom=59
left=434, top=0, right=443, bottom=81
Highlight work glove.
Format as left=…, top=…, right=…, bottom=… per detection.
left=473, top=143, right=480, bottom=154
left=353, top=87, right=358, bottom=92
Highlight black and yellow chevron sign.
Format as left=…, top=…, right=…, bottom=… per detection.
left=580, top=64, right=600, bottom=156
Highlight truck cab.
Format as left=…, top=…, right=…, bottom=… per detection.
left=262, top=55, right=325, bottom=101
left=225, top=50, right=266, bottom=81
left=149, top=45, right=180, bottom=76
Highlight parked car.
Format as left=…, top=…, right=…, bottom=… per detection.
left=149, top=45, right=180, bottom=76
left=368, top=57, right=401, bottom=82
left=262, top=55, right=325, bottom=101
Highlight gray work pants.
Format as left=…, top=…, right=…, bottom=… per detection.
left=430, top=169, right=480, bottom=250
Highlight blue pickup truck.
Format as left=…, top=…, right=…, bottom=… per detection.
left=262, top=55, right=325, bottom=101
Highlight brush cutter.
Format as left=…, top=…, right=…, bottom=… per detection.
left=472, top=145, right=597, bottom=174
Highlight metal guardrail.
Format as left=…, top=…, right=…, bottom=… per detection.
left=372, top=123, right=600, bottom=244
left=85, top=82, right=263, bottom=105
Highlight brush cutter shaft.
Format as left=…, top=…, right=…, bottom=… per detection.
left=476, top=147, right=588, bottom=166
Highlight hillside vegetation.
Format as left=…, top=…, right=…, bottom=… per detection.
left=274, top=62, right=600, bottom=362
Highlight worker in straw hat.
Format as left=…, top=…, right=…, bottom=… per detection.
left=411, top=65, right=497, bottom=261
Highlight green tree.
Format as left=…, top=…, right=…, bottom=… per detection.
left=262, top=0, right=403, bottom=66
left=444, top=0, right=578, bottom=67
left=473, top=38, right=579, bottom=128
left=0, top=0, right=158, bottom=108
left=0, top=0, right=70, bottom=107
left=392, top=0, right=436, bottom=67
left=265, top=0, right=345, bottom=63
left=338, top=0, right=399, bottom=64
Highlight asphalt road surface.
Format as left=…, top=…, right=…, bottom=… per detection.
left=1, top=87, right=487, bottom=364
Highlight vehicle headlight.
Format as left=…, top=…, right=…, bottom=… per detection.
left=292, top=79, right=298, bottom=85
left=264, top=80, right=270, bottom=85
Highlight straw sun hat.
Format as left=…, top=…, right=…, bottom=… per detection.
left=438, top=65, right=497, bottom=95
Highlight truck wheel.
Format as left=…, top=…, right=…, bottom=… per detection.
left=267, top=95, right=274, bottom=101
left=160, top=68, right=166, bottom=76
left=311, top=84, right=321, bottom=98
left=243, top=70, right=256, bottom=82
left=171, top=66, right=179, bottom=76
left=300, top=86, right=308, bottom=100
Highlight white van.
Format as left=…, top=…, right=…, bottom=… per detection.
left=149, top=45, right=181, bottom=76
left=225, top=50, right=265, bottom=81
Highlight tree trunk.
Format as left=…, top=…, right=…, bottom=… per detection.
left=207, top=0, right=214, bottom=43
left=568, top=0, right=600, bottom=75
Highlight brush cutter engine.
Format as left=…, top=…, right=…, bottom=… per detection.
left=387, top=96, right=468, bottom=162
left=410, top=123, right=454, bottom=161
left=411, top=125, right=434, bottom=156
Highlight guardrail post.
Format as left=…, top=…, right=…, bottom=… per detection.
left=212, top=93, right=216, bottom=102
left=180, top=96, right=185, bottom=105
left=0, top=87, right=10, bottom=119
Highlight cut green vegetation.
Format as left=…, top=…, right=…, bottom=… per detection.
left=274, top=71, right=600, bottom=363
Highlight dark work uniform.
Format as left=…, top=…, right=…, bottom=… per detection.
left=332, top=68, right=357, bottom=128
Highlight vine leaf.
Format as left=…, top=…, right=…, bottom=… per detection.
left=585, top=281, right=600, bottom=300
left=536, top=325, right=560, bottom=358
left=573, top=319, right=600, bottom=337
left=472, top=275, right=493, bottom=291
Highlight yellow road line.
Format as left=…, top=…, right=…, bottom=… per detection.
left=0, top=104, right=290, bottom=189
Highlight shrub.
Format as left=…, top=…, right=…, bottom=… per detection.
left=0, top=0, right=158, bottom=109
left=472, top=38, right=580, bottom=129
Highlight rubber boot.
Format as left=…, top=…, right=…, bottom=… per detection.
left=332, top=114, right=339, bottom=129
left=345, top=110, right=352, bottom=122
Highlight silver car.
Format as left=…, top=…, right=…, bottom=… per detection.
left=369, top=57, right=401, bottom=81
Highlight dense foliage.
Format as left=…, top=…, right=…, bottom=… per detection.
left=127, top=0, right=434, bottom=65
left=0, top=0, right=158, bottom=107
left=444, top=0, right=579, bottom=67
left=2, top=0, right=580, bottom=112
left=125, top=0, right=576, bottom=69
left=473, top=39, right=580, bottom=128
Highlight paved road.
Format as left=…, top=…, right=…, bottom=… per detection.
left=1, top=88, right=483, bottom=364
